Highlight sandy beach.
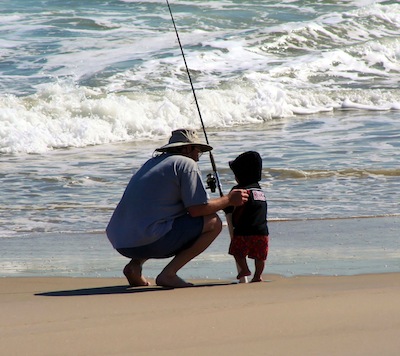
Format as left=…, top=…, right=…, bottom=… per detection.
left=1, top=273, right=399, bottom=355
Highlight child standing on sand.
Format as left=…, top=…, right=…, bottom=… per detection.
left=225, top=151, right=269, bottom=282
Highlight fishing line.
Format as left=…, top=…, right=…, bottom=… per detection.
left=165, top=0, right=223, bottom=197
left=166, top=0, right=247, bottom=283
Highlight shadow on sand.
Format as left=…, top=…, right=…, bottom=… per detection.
left=35, top=281, right=237, bottom=297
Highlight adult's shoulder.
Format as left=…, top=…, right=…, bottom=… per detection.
left=168, top=154, right=197, bottom=165
left=166, top=154, right=200, bottom=174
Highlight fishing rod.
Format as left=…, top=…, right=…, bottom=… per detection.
left=165, top=0, right=223, bottom=197
left=166, top=0, right=248, bottom=283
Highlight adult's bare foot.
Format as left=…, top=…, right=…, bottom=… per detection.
left=155, top=273, right=193, bottom=288
left=123, top=260, right=150, bottom=287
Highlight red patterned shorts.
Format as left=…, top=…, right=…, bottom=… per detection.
left=229, top=235, right=269, bottom=261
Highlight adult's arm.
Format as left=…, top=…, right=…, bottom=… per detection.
left=187, top=189, right=248, bottom=217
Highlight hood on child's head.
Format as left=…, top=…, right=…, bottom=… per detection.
left=229, top=151, right=262, bottom=186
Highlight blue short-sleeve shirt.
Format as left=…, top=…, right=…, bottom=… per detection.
left=106, top=153, right=208, bottom=249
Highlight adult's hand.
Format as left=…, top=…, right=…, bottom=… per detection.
left=187, top=189, right=248, bottom=217
left=228, top=189, right=249, bottom=206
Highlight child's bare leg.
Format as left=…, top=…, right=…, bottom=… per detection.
left=251, top=259, right=265, bottom=282
left=123, top=259, right=149, bottom=286
left=234, top=256, right=251, bottom=280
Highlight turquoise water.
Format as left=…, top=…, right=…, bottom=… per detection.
left=0, top=0, right=399, bottom=278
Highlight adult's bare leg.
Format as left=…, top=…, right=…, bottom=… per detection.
left=123, top=258, right=149, bottom=286
left=155, top=214, right=222, bottom=288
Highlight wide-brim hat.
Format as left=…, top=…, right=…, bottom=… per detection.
left=155, top=129, right=213, bottom=153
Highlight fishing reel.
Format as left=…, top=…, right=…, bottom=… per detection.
left=206, top=173, right=217, bottom=193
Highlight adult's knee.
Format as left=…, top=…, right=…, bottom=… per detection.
left=204, top=213, right=222, bottom=235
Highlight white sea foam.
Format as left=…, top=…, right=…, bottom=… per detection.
left=1, top=77, right=399, bottom=154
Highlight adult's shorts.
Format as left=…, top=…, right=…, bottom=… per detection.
left=117, top=214, right=204, bottom=259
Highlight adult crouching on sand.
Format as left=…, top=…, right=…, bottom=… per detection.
left=106, top=129, right=249, bottom=288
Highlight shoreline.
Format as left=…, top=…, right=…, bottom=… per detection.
left=1, top=216, right=399, bottom=279
left=268, top=213, right=400, bottom=222
left=1, top=273, right=399, bottom=355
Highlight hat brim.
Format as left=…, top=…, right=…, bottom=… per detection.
left=155, top=142, right=213, bottom=153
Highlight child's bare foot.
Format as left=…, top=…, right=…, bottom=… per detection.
left=237, top=269, right=251, bottom=280
left=250, top=277, right=263, bottom=283
left=155, top=273, right=193, bottom=288
left=123, top=260, right=150, bottom=287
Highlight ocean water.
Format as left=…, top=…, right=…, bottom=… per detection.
left=1, top=0, right=399, bottom=279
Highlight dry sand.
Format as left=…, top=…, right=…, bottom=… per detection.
left=1, top=273, right=399, bottom=355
